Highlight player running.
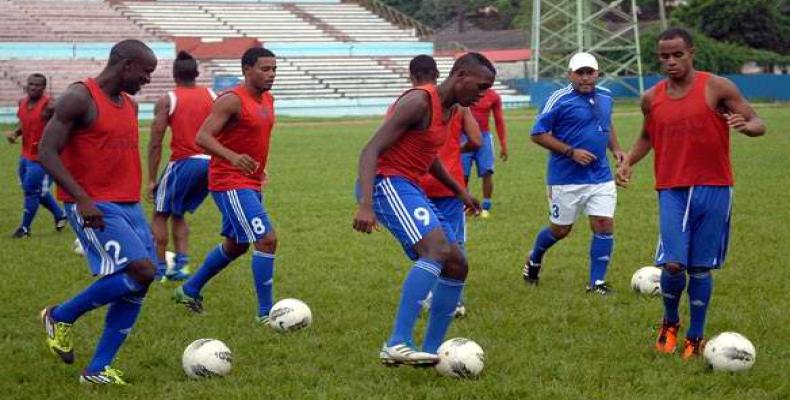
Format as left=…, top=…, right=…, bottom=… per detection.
left=5, top=73, right=67, bottom=238
left=37, top=40, right=158, bottom=384
left=616, top=28, right=765, bottom=359
left=353, top=53, right=494, bottom=366
left=522, top=52, right=625, bottom=294
left=173, top=47, right=280, bottom=325
left=147, top=51, right=215, bottom=281
left=407, top=55, right=482, bottom=318
left=462, top=87, right=508, bottom=218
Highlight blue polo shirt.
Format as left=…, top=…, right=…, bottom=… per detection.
left=531, top=85, right=614, bottom=185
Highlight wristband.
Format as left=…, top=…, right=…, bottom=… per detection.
left=564, top=147, right=575, bottom=157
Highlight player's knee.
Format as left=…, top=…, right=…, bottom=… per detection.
left=223, top=240, right=249, bottom=258
left=441, top=247, right=468, bottom=281
left=126, top=260, right=156, bottom=286
left=663, top=262, right=685, bottom=275
left=254, top=232, right=277, bottom=254
left=591, top=218, right=613, bottom=233
left=550, top=225, right=572, bottom=239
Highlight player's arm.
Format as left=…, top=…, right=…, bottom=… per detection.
left=428, top=158, right=481, bottom=214
left=460, top=107, right=481, bottom=152
left=491, top=93, right=508, bottom=160
left=38, top=85, right=104, bottom=228
left=195, top=93, right=258, bottom=174
left=711, top=76, right=766, bottom=137
left=353, top=90, right=427, bottom=234
left=531, top=132, right=597, bottom=166
left=4, top=101, right=23, bottom=143
left=41, top=98, right=55, bottom=121
left=147, top=95, right=169, bottom=202
left=616, top=91, right=654, bottom=187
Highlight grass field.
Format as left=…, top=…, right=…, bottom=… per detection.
left=0, top=104, right=788, bottom=399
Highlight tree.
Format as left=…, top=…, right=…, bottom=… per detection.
left=673, top=0, right=789, bottom=54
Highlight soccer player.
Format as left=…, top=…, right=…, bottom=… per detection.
left=37, top=40, right=158, bottom=384
left=353, top=52, right=494, bottom=366
left=4, top=73, right=67, bottom=238
left=616, top=28, right=765, bottom=359
left=173, top=47, right=279, bottom=325
left=408, top=55, right=482, bottom=318
left=522, top=52, right=625, bottom=295
left=462, top=86, right=508, bottom=218
left=147, top=51, right=215, bottom=281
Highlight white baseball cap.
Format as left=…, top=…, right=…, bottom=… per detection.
left=568, top=52, right=598, bottom=71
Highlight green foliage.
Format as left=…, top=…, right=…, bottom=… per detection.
left=673, top=0, right=790, bottom=54
left=1, top=106, right=790, bottom=399
left=640, top=27, right=790, bottom=74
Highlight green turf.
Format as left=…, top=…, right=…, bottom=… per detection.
left=0, top=105, right=788, bottom=399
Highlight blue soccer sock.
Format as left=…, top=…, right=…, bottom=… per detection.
left=52, top=271, right=145, bottom=324
left=155, top=260, right=167, bottom=279
left=589, top=233, right=614, bottom=285
left=86, top=293, right=146, bottom=373
left=182, top=244, right=236, bottom=298
left=482, top=198, right=492, bottom=211
left=530, top=227, right=560, bottom=264
left=387, top=258, right=442, bottom=347
left=20, top=193, right=41, bottom=230
left=175, top=253, right=189, bottom=270
left=251, top=251, right=275, bottom=317
left=423, top=277, right=465, bottom=353
left=40, top=192, right=65, bottom=220
left=660, top=268, right=687, bottom=325
left=686, top=269, right=712, bottom=339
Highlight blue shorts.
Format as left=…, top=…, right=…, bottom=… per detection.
left=655, top=186, right=732, bottom=269
left=66, top=202, right=156, bottom=276
left=371, top=176, right=455, bottom=260
left=154, top=156, right=209, bottom=217
left=18, top=157, right=52, bottom=196
left=430, top=196, right=465, bottom=247
left=461, top=131, right=495, bottom=178
left=212, top=189, right=273, bottom=244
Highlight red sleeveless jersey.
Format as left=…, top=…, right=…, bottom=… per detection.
left=647, top=72, right=732, bottom=189
left=470, top=89, right=499, bottom=132
left=418, top=109, right=464, bottom=197
left=209, top=85, right=275, bottom=191
left=168, top=86, right=215, bottom=161
left=58, top=78, right=141, bottom=202
left=17, top=95, right=50, bottom=161
left=377, top=84, right=450, bottom=184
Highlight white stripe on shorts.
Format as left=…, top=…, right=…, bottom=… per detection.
left=155, top=162, right=175, bottom=212
left=380, top=178, right=422, bottom=244
left=228, top=190, right=256, bottom=242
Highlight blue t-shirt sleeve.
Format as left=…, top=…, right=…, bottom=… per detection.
left=531, top=102, right=560, bottom=136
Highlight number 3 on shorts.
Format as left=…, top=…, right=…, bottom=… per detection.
left=251, top=217, right=267, bottom=235
left=413, top=207, right=430, bottom=226
left=551, top=204, right=560, bottom=219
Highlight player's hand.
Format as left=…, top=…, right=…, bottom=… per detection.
left=724, top=113, right=748, bottom=133
left=4, top=131, right=17, bottom=144
left=146, top=180, right=157, bottom=203
left=353, top=204, right=378, bottom=234
left=231, top=153, right=260, bottom=175
left=612, top=149, right=626, bottom=166
left=77, top=199, right=105, bottom=230
left=571, top=149, right=597, bottom=166
left=615, top=163, right=632, bottom=188
left=460, top=191, right=481, bottom=216
left=500, top=148, right=509, bottom=162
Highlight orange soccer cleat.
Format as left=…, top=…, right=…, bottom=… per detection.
left=655, top=320, right=680, bottom=354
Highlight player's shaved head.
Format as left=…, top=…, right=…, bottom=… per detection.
left=409, top=55, right=439, bottom=85
left=173, top=51, right=199, bottom=82
left=108, top=39, right=156, bottom=66
left=449, top=52, right=496, bottom=78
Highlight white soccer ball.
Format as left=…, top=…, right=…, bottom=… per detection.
left=704, top=332, right=756, bottom=372
left=630, top=266, right=662, bottom=296
left=182, top=339, right=233, bottom=379
left=268, top=298, right=312, bottom=332
left=72, top=238, right=85, bottom=256
left=165, top=250, right=176, bottom=269
left=435, top=338, right=485, bottom=378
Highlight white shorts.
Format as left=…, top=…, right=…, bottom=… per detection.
left=547, top=181, right=617, bottom=226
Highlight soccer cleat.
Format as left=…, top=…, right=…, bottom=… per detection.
left=79, top=366, right=128, bottom=385
left=55, top=217, right=68, bottom=232
left=173, top=286, right=203, bottom=313
left=11, top=227, right=30, bottom=238
left=681, top=337, right=706, bottom=360
left=585, top=281, right=612, bottom=295
left=379, top=342, right=439, bottom=367
left=479, top=210, right=491, bottom=219
left=165, top=267, right=191, bottom=282
left=255, top=315, right=270, bottom=326
left=454, top=302, right=467, bottom=318
left=522, top=257, right=541, bottom=285
left=655, top=320, right=680, bottom=354
left=40, top=306, right=74, bottom=364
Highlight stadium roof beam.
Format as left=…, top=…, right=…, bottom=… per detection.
left=530, top=0, right=644, bottom=95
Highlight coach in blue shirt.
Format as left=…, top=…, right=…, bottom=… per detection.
left=521, top=52, right=625, bottom=295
